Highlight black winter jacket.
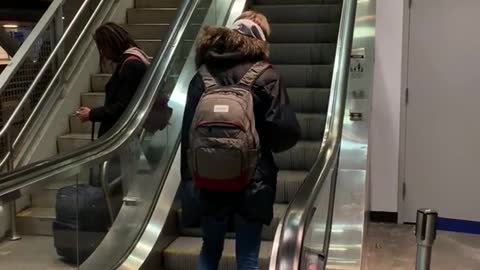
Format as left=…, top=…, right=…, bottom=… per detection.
left=181, top=27, right=300, bottom=225
left=89, top=54, right=147, bottom=136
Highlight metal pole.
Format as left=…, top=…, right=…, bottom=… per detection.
left=100, top=161, right=114, bottom=225
left=415, top=209, right=438, bottom=270
left=6, top=130, right=21, bottom=241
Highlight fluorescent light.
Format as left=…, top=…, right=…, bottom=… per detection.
left=3, top=24, right=18, bottom=29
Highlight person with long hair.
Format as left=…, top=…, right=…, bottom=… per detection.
left=77, top=22, right=149, bottom=136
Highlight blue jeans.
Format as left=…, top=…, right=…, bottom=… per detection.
left=197, top=216, right=263, bottom=270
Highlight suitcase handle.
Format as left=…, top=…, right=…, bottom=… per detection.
left=89, top=122, right=96, bottom=186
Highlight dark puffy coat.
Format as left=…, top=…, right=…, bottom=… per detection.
left=89, top=54, right=147, bottom=136
left=181, top=27, right=300, bottom=225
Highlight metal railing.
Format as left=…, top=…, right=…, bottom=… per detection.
left=0, top=0, right=208, bottom=267
left=0, top=0, right=112, bottom=170
left=0, top=0, right=117, bottom=240
left=0, top=0, right=64, bottom=166
left=270, top=0, right=358, bottom=269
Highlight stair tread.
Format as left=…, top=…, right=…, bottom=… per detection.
left=129, top=7, right=178, bottom=11
left=164, top=236, right=273, bottom=255
left=256, top=0, right=342, bottom=4
left=288, top=87, right=331, bottom=90
left=58, top=133, right=92, bottom=140
left=275, top=64, right=333, bottom=67
left=17, top=207, right=55, bottom=219
left=252, top=4, right=341, bottom=24
left=126, top=23, right=171, bottom=26
left=270, top=43, right=336, bottom=65
left=287, top=87, right=330, bottom=113
left=136, top=39, right=162, bottom=42
left=270, top=22, right=340, bottom=26
left=135, top=0, right=180, bottom=8
left=82, top=92, right=105, bottom=96
left=274, top=64, right=333, bottom=88
left=296, top=112, right=326, bottom=117
left=180, top=204, right=287, bottom=240
left=43, top=178, right=80, bottom=190
left=274, top=140, right=322, bottom=170
left=253, top=4, right=341, bottom=7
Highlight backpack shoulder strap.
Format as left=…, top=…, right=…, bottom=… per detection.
left=198, top=65, right=218, bottom=92
left=119, top=55, right=148, bottom=73
left=238, top=61, right=272, bottom=88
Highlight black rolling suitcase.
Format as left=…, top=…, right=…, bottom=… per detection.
left=53, top=123, right=120, bottom=264
left=53, top=184, right=111, bottom=263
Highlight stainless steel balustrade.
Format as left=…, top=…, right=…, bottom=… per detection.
left=270, top=0, right=358, bottom=269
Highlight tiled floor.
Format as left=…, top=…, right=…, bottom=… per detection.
left=0, top=236, right=75, bottom=270
left=365, top=223, right=480, bottom=270
left=2, top=223, right=480, bottom=270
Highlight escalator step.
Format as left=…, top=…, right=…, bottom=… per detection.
left=270, top=43, right=337, bottom=65
left=57, top=133, right=94, bottom=153
left=69, top=115, right=99, bottom=134
left=135, top=0, right=179, bottom=8
left=274, top=64, right=333, bottom=88
left=179, top=204, right=287, bottom=241
left=91, top=73, right=111, bottom=92
left=123, top=24, right=171, bottom=40
left=124, top=23, right=201, bottom=40
left=127, top=8, right=177, bottom=24
left=81, top=92, right=105, bottom=108
left=297, top=113, right=326, bottom=140
left=274, top=141, right=321, bottom=171
left=127, top=8, right=207, bottom=24
left=135, top=0, right=210, bottom=8
left=269, top=23, right=339, bottom=43
left=276, top=170, right=309, bottom=203
left=252, top=4, right=341, bottom=24
left=256, top=0, right=342, bottom=4
left=287, top=88, right=330, bottom=114
left=163, top=237, right=272, bottom=270
left=136, top=39, right=163, bottom=56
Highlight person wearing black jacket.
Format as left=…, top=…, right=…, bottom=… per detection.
left=77, top=22, right=149, bottom=137
left=77, top=23, right=149, bottom=191
left=181, top=11, right=300, bottom=270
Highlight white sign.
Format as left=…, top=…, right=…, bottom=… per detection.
left=350, top=48, right=366, bottom=79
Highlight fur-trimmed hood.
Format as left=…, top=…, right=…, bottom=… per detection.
left=195, top=26, right=270, bottom=67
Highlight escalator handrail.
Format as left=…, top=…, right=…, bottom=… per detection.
left=0, top=0, right=107, bottom=170
left=271, top=0, right=358, bottom=269
left=0, top=0, right=200, bottom=197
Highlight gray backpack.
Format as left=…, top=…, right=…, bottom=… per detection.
left=188, top=62, right=271, bottom=191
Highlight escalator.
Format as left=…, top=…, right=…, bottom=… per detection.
left=0, top=0, right=358, bottom=269
left=160, top=0, right=342, bottom=269
left=16, top=0, right=193, bottom=237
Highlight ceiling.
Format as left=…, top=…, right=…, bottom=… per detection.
left=0, top=0, right=52, bottom=22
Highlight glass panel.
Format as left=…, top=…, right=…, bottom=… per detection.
left=0, top=171, right=82, bottom=269
left=300, top=168, right=336, bottom=270
left=0, top=0, right=228, bottom=269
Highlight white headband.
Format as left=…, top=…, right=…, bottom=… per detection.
left=231, top=19, right=266, bottom=41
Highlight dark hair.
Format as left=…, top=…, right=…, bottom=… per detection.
left=94, top=22, right=138, bottom=62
